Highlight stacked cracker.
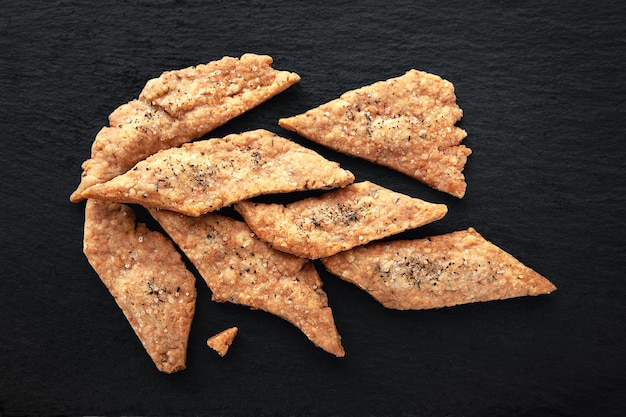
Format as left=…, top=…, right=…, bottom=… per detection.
left=73, top=55, right=555, bottom=373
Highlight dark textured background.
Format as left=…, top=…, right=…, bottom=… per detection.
left=1, top=0, right=625, bottom=416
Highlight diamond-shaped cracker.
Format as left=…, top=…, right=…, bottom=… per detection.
left=83, top=200, right=196, bottom=373
left=279, top=69, right=471, bottom=198
left=149, top=209, right=345, bottom=357
left=81, top=129, right=354, bottom=216
left=321, top=227, right=556, bottom=310
left=71, top=54, right=300, bottom=202
left=235, top=181, right=447, bottom=259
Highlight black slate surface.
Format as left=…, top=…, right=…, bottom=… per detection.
left=1, top=1, right=625, bottom=416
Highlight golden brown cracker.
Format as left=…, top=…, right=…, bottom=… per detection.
left=149, top=208, right=345, bottom=357
left=207, top=327, right=238, bottom=357
left=82, top=129, right=354, bottom=216
left=71, top=54, right=300, bottom=202
left=321, top=227, right=556, bottom=310
left=235, top=181, right=448, bottom=259
left=71, top=100, right=181, bottom=203
left=83, top=200, right=197, bottom=373
left=279, top=69, right=470, bottom=198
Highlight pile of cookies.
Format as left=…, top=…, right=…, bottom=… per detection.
left=72, top=54, right=555, bottom=373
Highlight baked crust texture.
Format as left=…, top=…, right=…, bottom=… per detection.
left=207, top=327, right=238, bottom=357
left=71, top=54, right=300, bottom=202
left=279, top=69, right=470, bottom=197
left=150, top=209, right=345, bottom=357
left=83, top=200, right=197, bottom=373
left=81, top=129, right=354, bottom=216
left=322, top=227, right=556, bottom=310
left=235, top=181, right=447, bottom=259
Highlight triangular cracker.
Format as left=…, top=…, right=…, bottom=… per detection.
left=149, top=209, right=345, bottom=357
left=207, top=327, right=238, bottom=357
left=321, top=227, right=556, bottom=310
left=279, top=69, right=471, bottom=198
left=71, top=54, right=300, bottom=202
left=81, top=129, right=355, bottom=216
left=235, top=181, right=448, bottom=259
left=83, top=200, right=197, bottom=373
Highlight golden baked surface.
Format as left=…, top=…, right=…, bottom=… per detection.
left=322, top=227, right=556, bottom=310
left=83, top=200, right=197, bottom=373
left=74, top=58, right=556, bottom=365
left=81, top=129, right=355, bottom=216
left=207, top=327, right=238, bottom=357
left=71, top=54, right=300, bottom=202
left=149, top=209, right=345, bottom=357
left=235, top=181, right=448, bottom=259
left=279, top=69, right=470, bottom=198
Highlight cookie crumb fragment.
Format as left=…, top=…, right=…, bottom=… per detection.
left=207, top=327, right=239, bottom=357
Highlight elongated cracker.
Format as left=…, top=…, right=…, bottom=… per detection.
left=235, top=181, right=447, bottom=259
left=207, top=327, right=238, bottom=357
left=81, top=129, right=355, bottom=216
left=279, top=69, right=471, bottom=198
left=83, top=200, right=196, bottom=373
left=321, top=227, right=556, bottom=310
left=149, top=209, right=345, bottom=357
left=71, top=54, right=300, bottom=202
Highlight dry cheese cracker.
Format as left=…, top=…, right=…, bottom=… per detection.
left=83, top=200, right=196, bottom=373
left=71, top=54, right=300, bottom=202
left=207, top=327, right=238, bottom=357
left=82, top=129, right=355, bottom=216
left=279, top=69, right=470, bottom=198
left=149, top=209, right=345, bottom=357
left=321, top=227, right=556, bottom=310
left=235, top=181, right=447, bottom=259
